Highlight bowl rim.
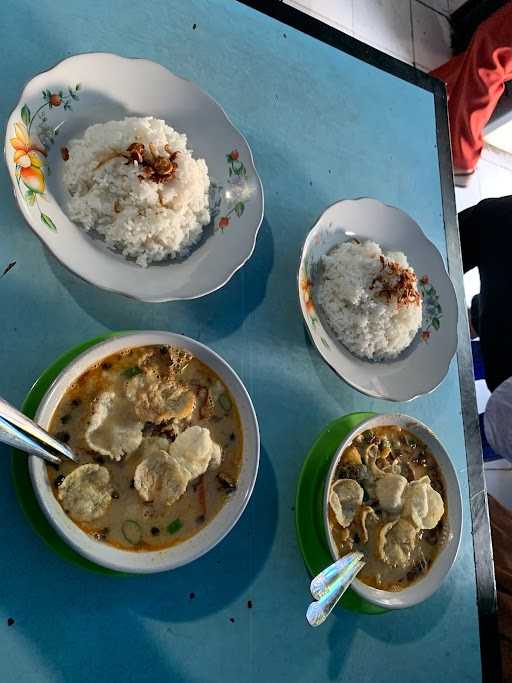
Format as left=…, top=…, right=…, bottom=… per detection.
left=4, top=52, right=265, bottom=302
left=323, top=413, right=462, bottom=609
left=297, top=197, right=459, bottom=402
left=28, top=331, right=260, bottom=573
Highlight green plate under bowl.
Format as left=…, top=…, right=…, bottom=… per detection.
left=295, top=412, right=387, bottom=615
left=11, top=333, right=127, bottom=576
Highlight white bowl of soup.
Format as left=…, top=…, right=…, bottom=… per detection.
left=29, top=331, right=260, bottom=573
left=323, top=414, right=462, bottom=609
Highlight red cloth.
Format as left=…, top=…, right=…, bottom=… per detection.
left=431, top=3, right=512, bottom=172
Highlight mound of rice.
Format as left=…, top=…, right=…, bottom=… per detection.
left=316, top=240, right=422, bottom=361
left=64, top=117, right=210, bottom=267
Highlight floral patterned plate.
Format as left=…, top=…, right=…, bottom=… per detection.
left=4, top=53, right=264, bottom=302
left=298, top=198, right=459, bottom=402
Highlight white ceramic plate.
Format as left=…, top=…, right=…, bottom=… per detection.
left=324, top=414, right=462, bottom=609
left=5, top=53, right=264, bottom=302
left=298, top=198, right=458, bottom=401
left=29, top=332, right=260, bottom=574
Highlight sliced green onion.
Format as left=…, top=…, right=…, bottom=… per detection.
left=121, top=520, right=143, bottom=545
left=122, top=366, right=142, bottom=379
left=218, top=393, right=232, bottom=412
left=167, top=518, right=183, bottom=534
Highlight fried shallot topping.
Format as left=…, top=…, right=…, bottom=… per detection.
left=94, top=142, right=179, bottom=184
left=369, top=255, right=421, bottom=307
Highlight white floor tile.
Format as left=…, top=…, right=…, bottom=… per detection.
left=485, top=458, right=512, bottom=471
left=307, top=0, right=353, bottom=32
left=455, top=168, right=481, bottom=212
left=463, top=268, right=481, bottom=308
left=448, top=0, right=467, bottom=11
left=478, top=159, right=512, bottom=199
left=353, top=0, right=414, bottom=64
left=418, top=0, right=449, bottom=15
left=481, top=143, right=512, bottom=173
left=485, top=468, right=512, bottom=510
left=475, top=379, right=491, bottom=414
left=285, top=0, right=353, bottom=34
left=412, top=0, right=451, bottom=71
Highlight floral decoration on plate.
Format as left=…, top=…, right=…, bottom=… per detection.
left=418, top=275, right=443, bottom=341
left=210, top=149, right=253, bottom=231
left=9, top=84, right=81, bottom=231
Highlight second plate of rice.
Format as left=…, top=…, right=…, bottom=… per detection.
left=298, top=198, right=458, bottom=402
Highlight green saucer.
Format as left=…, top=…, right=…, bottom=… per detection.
left=295, top=412, right=387, bottom=615
left=11, top=333, right=126, bottom=576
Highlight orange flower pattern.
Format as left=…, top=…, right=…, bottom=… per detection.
left=10, top=122, right=47, bottom=194
left=11, top=85, right=81, bottom=231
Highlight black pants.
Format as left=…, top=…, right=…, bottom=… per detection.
left=459, top=195, right=512, bottom=392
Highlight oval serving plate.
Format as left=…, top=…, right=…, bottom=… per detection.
left=4, top=53, right=264, bottom=302
left=298, top=198, right=458, bottom=401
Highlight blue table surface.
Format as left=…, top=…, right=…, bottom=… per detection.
left=0, top=1, right=481, bottom=681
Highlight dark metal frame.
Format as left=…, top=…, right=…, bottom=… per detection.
left=237, top=1, right=500, bottom=679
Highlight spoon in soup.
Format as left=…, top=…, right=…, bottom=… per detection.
left=306, top=551, right=366, bottom=627
left=0, top=396, right=79, bottom=465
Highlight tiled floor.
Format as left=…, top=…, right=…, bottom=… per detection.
left=285, top=0, right=512, bottom=217
left=285, top=0, right=512, bottom=507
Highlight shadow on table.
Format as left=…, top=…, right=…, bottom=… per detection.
left=1, top=447, right=276, bottom=679
left=324, top=585, right=452, bottom=680
left=134, top=445, right=278, bottom=623
left=45, top=217, right=274, bottom=341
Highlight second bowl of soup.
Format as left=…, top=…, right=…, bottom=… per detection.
left=29, top=331, right=260, bottom=573
left=324, top=414, right=462, bottom=609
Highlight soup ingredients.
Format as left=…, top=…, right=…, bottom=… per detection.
left=47, top=345, right=243, bottom=551
left=122, top=520, right=143, bottom=545
left=134, top=449, right=189, bottom=507
left=167, top=519, right=183, bottom=534
left=329, top=479, right=364, bottom=528
left=126, top=346, right=196, bottom=423
left=85, top=392, right=143, bottom=461
left=171, top=426, right=222, bottom=473
left=375, top=474, right=407, bottom=514
left=403, top=476, right=444, bottom=530
left=356, top=505, right=378, bottom=544
left=58, top=464, right=113, bottom=522
left=134, top=427, right=221, bottom=506
left=316, top=240, right=422, bottom=361
left=126, top=372, right=195, bottom=423
left=328, top=425, right=448, bottom=591
left=63, top=117, right=210, bottom=267
left=377, top=518, right=417, bottom=568
left=217, top=472, right=237, bottom=494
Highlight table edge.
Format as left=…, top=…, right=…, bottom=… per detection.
left=433, top=81, right=501, bottom=683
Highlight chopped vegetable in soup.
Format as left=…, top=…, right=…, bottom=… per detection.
left=328, top=426, right=449, bottom=591
left=47, top=345, right=243, bottom=551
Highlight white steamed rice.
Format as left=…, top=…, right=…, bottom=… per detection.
left=316, top=240, right=422, bottom=361
left=64, top=117, right=210, bottom=267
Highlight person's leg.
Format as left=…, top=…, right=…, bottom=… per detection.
left=432, top=4, right=512, bottom=173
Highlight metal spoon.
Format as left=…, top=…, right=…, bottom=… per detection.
left=0, top=396, right=79, bottom=465
left=306, top=552, right=366, bottom=627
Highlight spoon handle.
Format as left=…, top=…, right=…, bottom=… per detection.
left=310, top=551, right=364, bottom=600
left=306, top=556, right=366, bottom=627
left=0, top=416, right=62, bottom=465
left=0, top=396, right=79, bottom=463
